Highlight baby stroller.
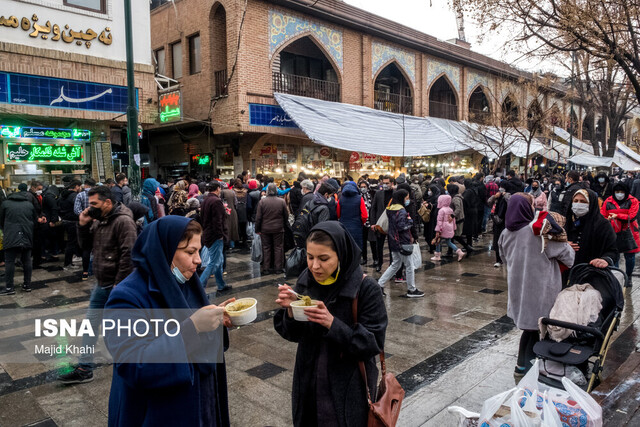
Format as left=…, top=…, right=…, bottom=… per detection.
left=534, top=263, right=628, bottom=392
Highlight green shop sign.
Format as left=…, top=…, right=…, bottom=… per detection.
left=5, top=143, right=85, bottom=164
left=0, top=126, right=91, bottom=141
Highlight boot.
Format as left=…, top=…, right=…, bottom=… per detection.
left=457, top=249, right=466, bottom=262
left=430, top=252, right=441, bottom=261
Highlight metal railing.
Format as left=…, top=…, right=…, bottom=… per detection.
left=373, top=90, right=413, bottom=115
left=428, top=100, right=458, bottom=121
left=214, top=69, right=228, bottom=98
left=272, top=72, right=340, bottom=102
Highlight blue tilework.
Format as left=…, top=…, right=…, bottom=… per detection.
left=249, top=103, right=298, bottom=128
left=3, top=72, right=137, bottom=113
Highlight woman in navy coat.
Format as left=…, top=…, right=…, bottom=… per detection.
left=104, top=216, right=232, bottom=426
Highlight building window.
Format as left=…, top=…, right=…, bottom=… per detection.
left=171, top=42, right=182, bottom=79
left=63, top=0, right=106, bottom=13
left=155, top=48, right=166, bottom=76
left=188, top=34, right=201, bottom=74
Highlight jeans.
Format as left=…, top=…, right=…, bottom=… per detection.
left=378, top=251, right=415, bottom=291
left=4, top=247, right=32, bottom=290
left=200, top=239, right=226, bottom=289
left=482, top=206, right=491, bottom=232
left=615, top=252, right=636, bottom=281
left=79, top=285, right=113, bottom=370
left=436, top=238, right=458, bottom=253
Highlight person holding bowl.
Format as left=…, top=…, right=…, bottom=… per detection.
left=104, top=216, right=234, bottom=427
left=274, top=221, right=388, bottom=427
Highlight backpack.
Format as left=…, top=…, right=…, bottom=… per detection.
left=292, top=203, right=321, bottom=246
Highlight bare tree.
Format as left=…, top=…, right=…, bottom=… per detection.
left=461, top=0, right=640, bottom=105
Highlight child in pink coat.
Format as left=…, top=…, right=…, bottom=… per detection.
left=431, top=194, right=465, bottom=262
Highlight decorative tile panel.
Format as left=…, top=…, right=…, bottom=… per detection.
left=466, top=70, right=490, bottom=97
left=269, top=10, right=343, bottom=72
left=426, top=59, right=460, bottom=94
left=371, top=42, right=416, bottom=84
left=500, top=81, right=520, bottom=103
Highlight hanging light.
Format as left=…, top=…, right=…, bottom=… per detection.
left=275, top=168, right=283, bottom=174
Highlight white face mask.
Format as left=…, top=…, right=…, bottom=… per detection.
left=598, top=177, right=605, bottom=184
left=35, top=190, right=43, bottom=195
left=615, top=192, right=626, bottom=201
left=572, top=202, right=589, bottom=218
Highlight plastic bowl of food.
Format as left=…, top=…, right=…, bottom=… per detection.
left=224, top=298, right=257, bottom=326
left=290, top=299, right=319, bottom=322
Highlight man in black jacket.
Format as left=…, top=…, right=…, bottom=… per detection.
left=370, top=176, right=394, bottom=272
left=200, top=182, right=230, bottom=292
left=558, top=170, right=583, bottom=215
left=506, top=170, right=525, bottom=192
left=60, top=180, right=82, bottom=270
left=296, top=179, right=315, bottom=217
left=0, top=184, right=40, bottom=295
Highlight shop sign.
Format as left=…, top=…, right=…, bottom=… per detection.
left=249, top=104, right=298, bottom=128
left=0, top=125, right=90, bottom=141
left=363, top=153, right=377, bottom=162
left=260, top=144, right=277, bottom=156
left=319, top=147, right=331, bottom=158
left=349, top=151, right=360, bottom=162
left=0, top=72, right=135, bottom=113
left=0, top=14, right=112, bottom=49
left=380, top=156, right=391, bottom=163
left=191, top=154, right=211, bottom=166
left=5, top=142, right=85, bottom=163
left=159, top=90, right=182, bottom=123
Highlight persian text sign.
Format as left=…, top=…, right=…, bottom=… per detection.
left=5, top=143, right=85, bottom=164
left=0, top=126, right=90, bottom=141
left=159, top=90, right=182, bottom=123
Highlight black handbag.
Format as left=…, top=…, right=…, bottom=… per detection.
left=616, top=219, right=638, bottom=253
left=399, top=244, right=414, bottom=256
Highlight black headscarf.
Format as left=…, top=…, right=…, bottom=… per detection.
left=425, top=183, right=441, bottom=205
left=307, top=221, right=362, bottom=283
left=612, top=182, right=630, bottom=202
left=565, top=189, right=618, bottom=265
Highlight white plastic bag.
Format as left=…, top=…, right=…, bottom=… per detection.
left=251, top=234, right=262, bottom=263
left=541, top=391, right=563, bottom=427
left=478, top=388, right=518, bottom=426
left=561, top=377, right=602, bottom=427
left=246, top=222, right=255, bottom=240
left=410, top=243, right=422, bottom=270
left=446, top=406, right=480, bottom=427
left=200, top=245, right=210, bottom=269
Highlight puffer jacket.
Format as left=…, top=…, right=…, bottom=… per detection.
left=386, top=204, right=413, bottom=252
left=78, top=203, right=137, bottom=288
left=434, top=195, right=456, bottom=239
left=0, top=191, right=37, bottom=249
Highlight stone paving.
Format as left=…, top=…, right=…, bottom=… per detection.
left=0, top=235, right=639, bottom=427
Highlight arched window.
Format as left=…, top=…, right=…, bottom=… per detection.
left=527, top=100, right=544, bottom=134
left=501, top=96, right=519, bottom=125
left=429, top=76, right=458, bottom=120
left=373, top=62, right=413, bottom=115
left=272, top=36, right=340, bottom=102
left=211, top=4, right=228, bottom=97
left=468, top=86, right=491, bottom=124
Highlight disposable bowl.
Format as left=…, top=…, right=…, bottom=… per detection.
left=290, top=299, right=319, bottom=322
left=224, top=298, right=257, bottom=326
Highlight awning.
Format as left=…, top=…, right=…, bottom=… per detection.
left=274, top=93, right=474, bottom=156
left=551, top=127, right=594, bottom=154
left=569, top=153, right=614, bottom=167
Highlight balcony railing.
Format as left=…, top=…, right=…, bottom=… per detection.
left=214, top=69, right=228, bottom=98
left=374, top=90, right=413, bottom=115
left=272, top=72, right=340, bottom=102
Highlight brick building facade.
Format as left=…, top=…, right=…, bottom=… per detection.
left=149, top=0, right=587, bottom=180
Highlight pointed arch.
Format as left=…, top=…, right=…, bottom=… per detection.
left=468, top=84, right=492, bottom=124
left=373, top=60, right=414, bottom=115
left=210, top=2, right=228, bottom=97
left=270, top=32, right=343, bottom=81
left=373, top=58, right=415, bottom=89
left=428, top=75, right=459, bottom=120
left=501, top=94, right=520, bottom=125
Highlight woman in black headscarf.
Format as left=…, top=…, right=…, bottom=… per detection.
left=104, top=216, right=233, bottom=427
left=565, top=189, right=617, bottom=272
left=274, top=221, right=387, bottom=427
left=423, top=182, right=441, bottom=253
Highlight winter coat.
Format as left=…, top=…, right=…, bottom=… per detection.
left=297, top=192, right=315, bottom=217
left=499, top=226, right=575, bottom=330
left=370, top=189, right=393, bottom=231
left=78, top=203, right=137, bottom=288
left=233, top=187, right=248, bottom=223
left=595, top=173, right=613, bottom=201
left=305, top=193, right=331, bottom=226
left=0, top=191, right=37, bottom=249
left=451, top=194, right=465, bottom=237
left=533, top=192, right=548, bottom=211
left=42, top=185, right=60, bottom=223
left=386, top=204, right=413, bottom=252
left=289, top=184, right=304, bottom=215
left=558, top=182, right=584, bottom=217
left=247, top=190, right=261, bottom=222
left=273, top=222, right=386, bottom=427
left=601, top=194, right=640, bottom=254
left=255, top=195, right=288, bottom=234
left=59, top=189, right=79, bottom=222
left=221, top=189, right=239, bottom=242
left=461, top=187, right=477, bottom=236
left=434, top=195, right=455, bottom=239
left=337, top=182, right=367, bottom=250
left=201, top=193, right=228, bottom=246
left=111, top=185, right=124, bottom=203
left=122, top=186, right=132, bottom=206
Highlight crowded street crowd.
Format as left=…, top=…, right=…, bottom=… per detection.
left=0, top=167, right=636, bottom=426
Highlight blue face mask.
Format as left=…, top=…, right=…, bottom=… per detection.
left=404, top=200, right=410, bottom=206
left=172, top=264, right=187, bottom=284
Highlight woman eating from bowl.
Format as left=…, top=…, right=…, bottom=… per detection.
left=274, top=221, right=387, bottom=427
left=104, top=216, right=234, bottom=427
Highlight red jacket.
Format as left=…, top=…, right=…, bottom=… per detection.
left=601, top=195, right=640, bottom=253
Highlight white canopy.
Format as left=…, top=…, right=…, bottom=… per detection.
left=569, top=153, right=614, bottom=167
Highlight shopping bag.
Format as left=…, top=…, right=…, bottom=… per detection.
left=447, top=406, right=480, bottom=427
left=200, top=245, right=210, bottom=269
left=246, top=222, right=255, bottom=240
left=251, top=234, right=262, bottom=263
left=375, top=210, right=389, bottom=234
left=410, top=243, right=421, bottom=270
left=285, top=247, right=306, bottom=278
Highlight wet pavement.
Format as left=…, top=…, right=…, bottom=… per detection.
left=0, top=234, right=639, bottom=426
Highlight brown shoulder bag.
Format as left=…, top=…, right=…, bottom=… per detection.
left=352, top=295, right=405, bottom=427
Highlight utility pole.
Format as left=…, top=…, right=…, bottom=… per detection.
left=124, top=0, right=141, bottom=198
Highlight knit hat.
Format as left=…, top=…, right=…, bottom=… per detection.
left=248, top=179, right=258, bottom=190
left=395, top=173, right=406, bottom=185
left=18, top=183, right=28, bottom=191
left=327, top=178, right=340, bottom=192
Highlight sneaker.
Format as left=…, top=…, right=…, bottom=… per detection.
left=63, top=264, right=80, bottom=272
left=72, top=255, right=82, bottom=263
left=22, top=285, right=32, bottom=292
left=216, top=285, right=233, bottom=295
left=82, top=272, right=89, bottom=281
left=0, top=288, right=16, bottom=296
left=407, top=289, right=425, bottom=298
left=493, top=262, right=502, bottom=268
left=514, top=365, right=526, bottom=380
left=394, top=277, right=407, bottom=283
left=58, top=367, right=94, bottom=384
